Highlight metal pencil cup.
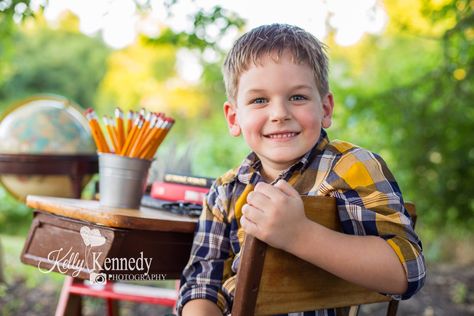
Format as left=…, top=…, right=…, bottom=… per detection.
left=99, top=154, right=152, bottom=209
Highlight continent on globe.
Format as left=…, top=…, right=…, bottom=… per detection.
left=0, top=94, right=97, bottom=200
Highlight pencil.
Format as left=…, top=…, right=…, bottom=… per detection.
left=121, top=115, right=143, bottom=156
left=141, top=112, right=158, bottom=141
left=137, top=116, right=165, bottom=158
left=115, top=107, right=125, bottom=152
left=86, top=109, right=110, bottom=153
left=143, top=117, right=174, bottom=159
left=129, top=112, right=152, bottom=157
left=153, top=118, right=174, bottom=154
left=93, top=111, right=110, bottom=153
left=126, top=110, right=134, bottom=136
left=135, top=112, right=163, bottom=157
left=139, top=108, right=146, bottom=119
left=84, top=107, right=174, bottom=159
left=103, top=116, right=119, bottom=153
left=85, top=109, right=103, bottom=152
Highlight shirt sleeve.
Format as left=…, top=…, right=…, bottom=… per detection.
left=177, top=181, right=233, bottom=315
left=323, top=147, right=426, bottom=300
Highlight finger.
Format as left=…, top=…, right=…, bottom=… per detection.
left=242, top=203, right=264, bottom=223
left=240, top=214, right=258, bottom=236
left=247, top=190, right=271, bottom=208
left=254, top=181, right=281, bottom=199
left=274, top=179, right=299, bottom=198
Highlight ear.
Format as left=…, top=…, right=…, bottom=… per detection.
left=223, top=101, right=241, bottom=137
left=321, top=93, right=334, bottom=129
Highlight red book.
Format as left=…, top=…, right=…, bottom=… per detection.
left=150, top=181, right=210, bottom=205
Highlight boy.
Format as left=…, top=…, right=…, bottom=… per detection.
left=178, top=24, right=425, bottom=316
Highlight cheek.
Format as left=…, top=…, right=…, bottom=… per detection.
left=296, top=112, right=321, bottom=130
left=239, top=111, right=266, bottom=133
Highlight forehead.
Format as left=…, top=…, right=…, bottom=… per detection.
left=246, top=49, right=304, bottom=69
left=238, top=52, right=315, bottom=90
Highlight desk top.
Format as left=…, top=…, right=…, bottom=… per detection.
left=26, top=195, right=198, bottom=233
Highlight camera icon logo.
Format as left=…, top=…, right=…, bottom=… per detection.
left=89, top=272, right=107, bottom=285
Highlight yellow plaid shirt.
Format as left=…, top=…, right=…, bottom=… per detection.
left=178, top=129, right=425, bottom=316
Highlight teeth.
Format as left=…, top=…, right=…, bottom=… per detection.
left=268, top=132, right=297, bottom=139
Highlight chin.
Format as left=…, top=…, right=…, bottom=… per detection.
left=268, top=154, right=302, bottom=166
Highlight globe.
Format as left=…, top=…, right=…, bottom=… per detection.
left=0, top=95, right=97, bottom=200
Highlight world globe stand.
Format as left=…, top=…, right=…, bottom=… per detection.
left=0, top=154, right=98, bottom=199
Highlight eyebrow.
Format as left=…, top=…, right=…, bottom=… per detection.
left=244, top=89, right=266, bottom=95
left=244, top=85, right=313, bottom=95
left=290, top=84, right=313, bottom=90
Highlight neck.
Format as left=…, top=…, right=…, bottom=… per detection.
left=260, top=161, right=294, bottom=183
left=260, top=168, right=278, bottom=183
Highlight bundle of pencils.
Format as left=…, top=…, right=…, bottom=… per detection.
left=84, top=108, right=175, bottom=160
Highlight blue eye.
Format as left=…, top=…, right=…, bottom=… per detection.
left=290, top=95, right=307, bottom=101
left=251, top=98, right=267, bottom=104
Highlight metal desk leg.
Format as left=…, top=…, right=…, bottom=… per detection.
left=56, top=277, right=82, bottom=316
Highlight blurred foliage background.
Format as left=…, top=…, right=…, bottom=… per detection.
left=0, top=0, right=473, bottom=264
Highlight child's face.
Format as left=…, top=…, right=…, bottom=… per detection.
left=224, top=52, right=334, bottom=180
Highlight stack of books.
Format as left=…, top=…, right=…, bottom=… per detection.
left=141, top=173, right=214, bottom=215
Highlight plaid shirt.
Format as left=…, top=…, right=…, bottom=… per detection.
left=177, top=129, right=425, bottom=316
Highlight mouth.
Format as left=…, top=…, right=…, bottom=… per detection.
left=263, top=131, right=300, bottom=139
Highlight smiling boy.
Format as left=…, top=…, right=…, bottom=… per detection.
left=178, top=24, right=425, bottom=316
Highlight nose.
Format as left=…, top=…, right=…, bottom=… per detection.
left=270, top=100, right=291, bottom=122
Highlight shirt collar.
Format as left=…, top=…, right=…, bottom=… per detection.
left=236, top=129, right=330, bottom=185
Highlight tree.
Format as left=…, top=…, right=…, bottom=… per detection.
left=0, top=0, right=43, bottom=90
left=0, top=11, right=110, bottom=110
left=330, top=0, right=474, bottom=232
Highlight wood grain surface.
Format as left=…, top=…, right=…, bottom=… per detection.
left=234, top=196, right=416, bottom=315
left=26, top=195, right=197, bottom=233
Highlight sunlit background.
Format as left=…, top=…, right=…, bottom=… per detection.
left=44, top=0, right=386, bottom=47
left=41, top=0, right=388, bottom=81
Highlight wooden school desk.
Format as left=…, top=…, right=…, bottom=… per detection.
left=21, top=196, right=198, bottom=315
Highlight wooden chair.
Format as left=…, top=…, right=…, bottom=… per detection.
left=232, top=196, right=417, bottom=316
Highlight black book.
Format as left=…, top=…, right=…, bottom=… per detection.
left=141, top=194, right=202, bottom=217
left=141, top=194, right=168, bottom=210
left=163, top=173, right=215, bottom=188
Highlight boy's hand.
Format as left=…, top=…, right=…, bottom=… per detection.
left=240, top=179, right=307, bottom=251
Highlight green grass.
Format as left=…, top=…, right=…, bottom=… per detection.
left=0, top=234, right=64, bottom=316
left=1, top=234, right=65, bottom=286
left=0, top=179, right=98, bottom=236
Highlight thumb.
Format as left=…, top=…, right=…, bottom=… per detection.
left=274, top=179, right=299, bottom=198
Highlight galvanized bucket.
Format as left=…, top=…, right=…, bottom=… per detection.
left=99, top=154, right=151, bottom=209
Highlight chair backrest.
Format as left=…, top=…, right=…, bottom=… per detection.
left=232, top=196, right=416, bottom=316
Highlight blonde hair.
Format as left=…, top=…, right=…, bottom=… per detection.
left=222, top=23, right=329, bottom=104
